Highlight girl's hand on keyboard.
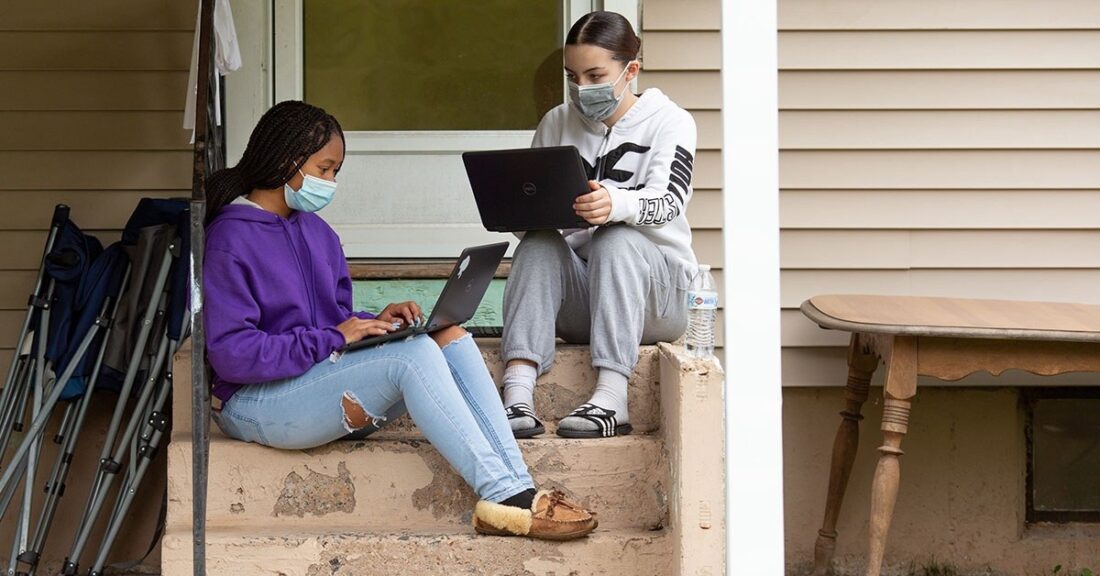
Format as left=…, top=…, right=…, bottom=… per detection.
left=337, top=318, right=399, bottom=344
left=378, top=301, right=424, bottom=327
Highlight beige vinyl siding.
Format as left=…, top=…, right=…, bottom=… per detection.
left=642, top=0, right=720, bottom=31
left=779, top=0, right=1100, bottom=386
left=0, top=32, right=194, bottom=70
left=640, top=0, right=724, bottom=344
left=0, top=3, right=192, bottom=383
left=778, top=0, right=1100, bottom=30
left=0, top=0, right=194, bottom=30
left=0, top=2, right=193, bottom=567
left=782, top=111, right=1100, bottom=150
left=0, top=72, right=191, bottom=110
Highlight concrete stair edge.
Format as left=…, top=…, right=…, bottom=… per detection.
left=172, top=342, right=663, bottom=436
left=168, top=432, right=668, bottom=532
left=161, top=526, right=673, bottom=576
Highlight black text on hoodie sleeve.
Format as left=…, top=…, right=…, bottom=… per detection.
left=605, top=110, right=697, bottom=228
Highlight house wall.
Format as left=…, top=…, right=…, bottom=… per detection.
left=777, top=1, right=1100, bottom=574
left=639, top=0, right=725, bottom=344
left=784, top=387, right=1099, bottom=575
left=0, top=0, right=195, bottom=570
left=777, top=0, right=1100, bottom=384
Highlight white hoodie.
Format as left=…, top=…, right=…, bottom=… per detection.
left=532, top=88, right=698, bottom=268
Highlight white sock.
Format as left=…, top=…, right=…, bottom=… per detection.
left=588, top=369, right=630, bottom=423
left=501, top=364, right=538, bottom=433
left=502, top=363, right=537, bottom=408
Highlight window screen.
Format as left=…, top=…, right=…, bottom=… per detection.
left=1028, top=391, right=1100, bottom=523
left=304, top=0, right=564, bottom=131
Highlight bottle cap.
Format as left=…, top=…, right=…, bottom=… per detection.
left=698, top=264, right=711, bottom=271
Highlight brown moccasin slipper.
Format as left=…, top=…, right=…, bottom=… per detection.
left=472, top=489, right=597, bottom=541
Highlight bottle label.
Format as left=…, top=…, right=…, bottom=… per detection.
left=688, top=290, right=718, bottom=310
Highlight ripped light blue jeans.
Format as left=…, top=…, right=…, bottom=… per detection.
left=213, top=334, right=534, bottom=504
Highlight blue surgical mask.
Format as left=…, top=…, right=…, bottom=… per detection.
left=568, top=64, right=633, bottom=123
left=284, top=169, right=337, bottom=213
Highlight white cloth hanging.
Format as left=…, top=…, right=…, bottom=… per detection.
left=184, top=0, right=242, bottom=143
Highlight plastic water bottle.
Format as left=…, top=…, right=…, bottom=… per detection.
left=686, top=264, right=718, bottom=358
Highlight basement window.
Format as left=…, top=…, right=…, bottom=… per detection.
left=1026, top=389, right=1100, bottom=523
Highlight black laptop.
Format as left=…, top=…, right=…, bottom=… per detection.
left=341, top=242, right=508, bottom=352
left=462, top=145, right=591, bottom=232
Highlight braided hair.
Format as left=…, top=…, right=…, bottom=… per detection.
left=204, top=100, right=344, bottom=223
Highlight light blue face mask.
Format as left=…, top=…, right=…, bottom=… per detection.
left=284, top=168, right=337, bottom=213
left=568, top=63, right=633, bottom=122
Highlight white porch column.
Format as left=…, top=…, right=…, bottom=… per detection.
left=722, top=0, right=785, bottom=574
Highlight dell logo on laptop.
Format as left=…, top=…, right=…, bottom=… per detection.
left=522, top=182, right=537, bottom=196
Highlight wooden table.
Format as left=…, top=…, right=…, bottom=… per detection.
left=801, top=294, right=1100, bottom=576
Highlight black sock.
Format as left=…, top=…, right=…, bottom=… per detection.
left=500, top=488, right=537, bottom=510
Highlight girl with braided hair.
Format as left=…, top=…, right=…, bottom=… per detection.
left=203, top=100, right=597, bottom=540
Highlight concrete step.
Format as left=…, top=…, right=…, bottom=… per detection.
left=161, top=526, right=671, bottom=576
left=172, top=341, right=662, bottom=436
left=166, top=342, right=727, bottom=576
left=168, top=432, right=668, bottom=532
left=383, top=342, right=662, bottom=437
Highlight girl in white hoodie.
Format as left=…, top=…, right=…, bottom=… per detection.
left=501, top=11, right=698, bottom=439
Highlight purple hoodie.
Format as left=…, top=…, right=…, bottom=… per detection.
left=203, top=204, right=374, bottom=402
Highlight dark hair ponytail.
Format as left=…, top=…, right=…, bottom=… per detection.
left=204, top=100, right=344, bottom=224
left=204, top=166, right=249, bottom=220
left=566, top=11, right=641, bottom=63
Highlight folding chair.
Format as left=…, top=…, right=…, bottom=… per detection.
left=0, top=205, right=130, bottom=576
left=62, top=198, right=190, bottom=576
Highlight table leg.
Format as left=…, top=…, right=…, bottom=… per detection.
left=865, top=399, right=911, bottom=576
left=813, top=334, right=879, bottom=576
left=865, top=336, right=917, bottom=576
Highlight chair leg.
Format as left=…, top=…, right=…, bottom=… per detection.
left=88, top=355, right=174, bottom=576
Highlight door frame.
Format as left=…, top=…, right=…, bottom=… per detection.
left=224, top=0, right=637, bottom=257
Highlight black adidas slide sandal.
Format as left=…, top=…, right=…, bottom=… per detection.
left=505, top=403, right=545, bottom=439
left=556, top=403, right=633, bottom=439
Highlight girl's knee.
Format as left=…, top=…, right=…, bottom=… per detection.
left=404, top=333, right=443, bottom=356
left=430, top=325, right=468, bottom=348
left=592, top=225, right=642, bottom=252
left=515, top=230, right=567, bottom=259
left=394, top=335, right=452, bottom=372
left=590, top=227, right=649, bottom=272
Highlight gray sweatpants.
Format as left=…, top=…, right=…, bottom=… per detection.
left=502, top=226, right=693, bottom=377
